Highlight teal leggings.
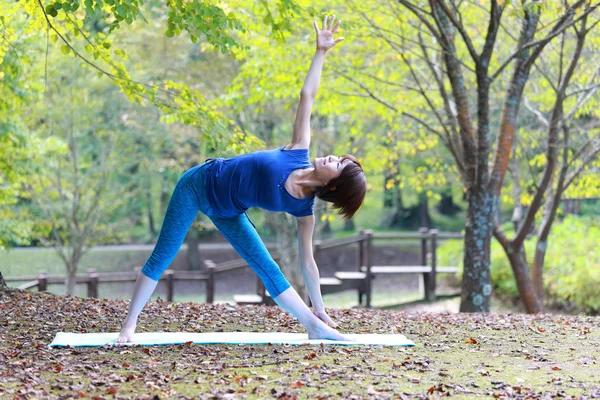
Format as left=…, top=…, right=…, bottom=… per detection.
left=140, top=163, right=291, bottom=298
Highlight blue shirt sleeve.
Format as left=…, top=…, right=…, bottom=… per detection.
left=289, top=197, right=315, bottom=217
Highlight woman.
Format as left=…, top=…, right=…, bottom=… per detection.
left=117, top=15, right=366, bottom=343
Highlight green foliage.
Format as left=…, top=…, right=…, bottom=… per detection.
left=0, top=6, right=64, bottom=249
left=165, top=0, right=245, bottom=53
left=438, top=216, right=600, bottom=313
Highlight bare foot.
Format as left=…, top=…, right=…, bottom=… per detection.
left=115, top=326, right=135, bottom=344
left=308, top=321, right=354, bottom=341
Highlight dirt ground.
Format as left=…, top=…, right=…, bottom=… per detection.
left=1, top=289, right=599, bottom=399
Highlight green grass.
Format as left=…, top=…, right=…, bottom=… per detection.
left=1, top=247, right=151, bottom=277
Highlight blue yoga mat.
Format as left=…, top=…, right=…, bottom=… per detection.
left=49, top=331, right=414, bottom=347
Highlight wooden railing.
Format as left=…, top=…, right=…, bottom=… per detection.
left=6, top=227, right=462, bottom=308
left=6, top=253, right=282, bottom=303
left=313, top=227, right=463, bottom=307
left=6, top=267, right=215, bottom=303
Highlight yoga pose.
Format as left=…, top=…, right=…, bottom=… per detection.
left=117, top=16, right=366, bottom=343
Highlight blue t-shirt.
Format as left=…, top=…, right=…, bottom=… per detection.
left=204, top=146, right=315, bottom=218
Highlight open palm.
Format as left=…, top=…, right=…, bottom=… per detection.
left=314, top=15, right=344, bottom=52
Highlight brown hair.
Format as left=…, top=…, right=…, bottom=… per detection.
left=315, top=155, right=367, bottom=220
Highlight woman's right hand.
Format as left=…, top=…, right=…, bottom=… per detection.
left=313, top=309, right=338, bottom=328
left=314, top=15, right=344, bottom=53
left=115, top=323, right=136, bottom=344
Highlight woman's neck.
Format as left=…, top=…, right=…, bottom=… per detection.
left=286, top=167, right=324, bottom=198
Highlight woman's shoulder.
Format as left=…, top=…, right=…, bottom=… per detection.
left=282, top=143, right=309, bottom=151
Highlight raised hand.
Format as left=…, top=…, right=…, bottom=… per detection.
left=313, top=15, right=344, bottom=52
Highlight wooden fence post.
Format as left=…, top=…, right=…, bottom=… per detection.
left=419, top=227, right=431, bottom=301
left=365, top=230, right=373, bottom=308
left=166, top=270, right=175, bottom=302
left=38, top=271, right=47, bottom=292
left=87, top=269, right=99, bottom=298
left=205, top=260, right=215, bottom=304
left=428, top=229, right=438, bottom=301
left=357, top=229, right=365, bottom=305
left=419, top=227, right=428, bottom=266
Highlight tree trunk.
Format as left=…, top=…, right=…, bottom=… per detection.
left=321, top=219, right=332, bottom=235
left=508, top=243, right=542, bottom=313
left=437, top=187, right=461, bottom=216
left=419, top=192, right=430, bottom=229
left=383, top=173, right=394, bottom=208
left=344, top=218, right=356, bottom=231
left=531, top=186, right=554, bottom=302
left=160, top=184, right=170, bottom=217
left=494, top=227, right=543, bottom=313
left=343, top=218, right=355, bottom=231
left=185, top=230, right=202, bottom=271
left=271, top=212, right=307, bottom=302
left=531, top=178, right=563, bottom=309
left=0, top=272, right=8, bottom=291
left=384, top=178, right=406, bottom=228
left=146, top=188, right=156, bottom=237
left=65, top=246, right=85, bottom=296
left=459, top=186, right=495, bottom=312
left=65, top=265, right=77, bottom=295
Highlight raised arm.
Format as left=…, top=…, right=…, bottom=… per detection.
left=286, top=16, right=344, bottom=150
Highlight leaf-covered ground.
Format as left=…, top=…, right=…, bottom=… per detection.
left=1, top=290, right=599, bottom=399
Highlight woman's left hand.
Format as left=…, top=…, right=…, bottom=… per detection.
left=313, top=309, right=338, bottom=328
left=313, top=15, right=344, bottom=52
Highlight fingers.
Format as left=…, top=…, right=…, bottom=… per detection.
left=326, top=315, right=338, bottom=328
left=316, top=15, right=342, bottom=34
left=320, top=313, right=338, bottom=328
left=332, top=20, right=341, bottom=34
left=334, top=38, right=345, bottom=45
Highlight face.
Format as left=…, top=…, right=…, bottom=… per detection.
left=313, top=155, right=354, bottom=183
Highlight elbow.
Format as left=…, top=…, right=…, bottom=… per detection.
left=300, top=89, right=316, bottom=101
left=300, top=258, right=318, bottom=271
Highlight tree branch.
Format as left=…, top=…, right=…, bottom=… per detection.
left=433, top=0, right=480, bottom=64
left=397, top=0, right=443, bottom=42
left=523, top=97, right=549, bottom=127
left=337, top=72, right=399, bottom=112
left=513, top=13, right=588, bottom=247
left=480, top=0, right=503, bottom=66
left=563, top=139, right=600, bottom=189
left=417, top=31, right=465, bottom=176
left=490, top=0, right=593, bottom=82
